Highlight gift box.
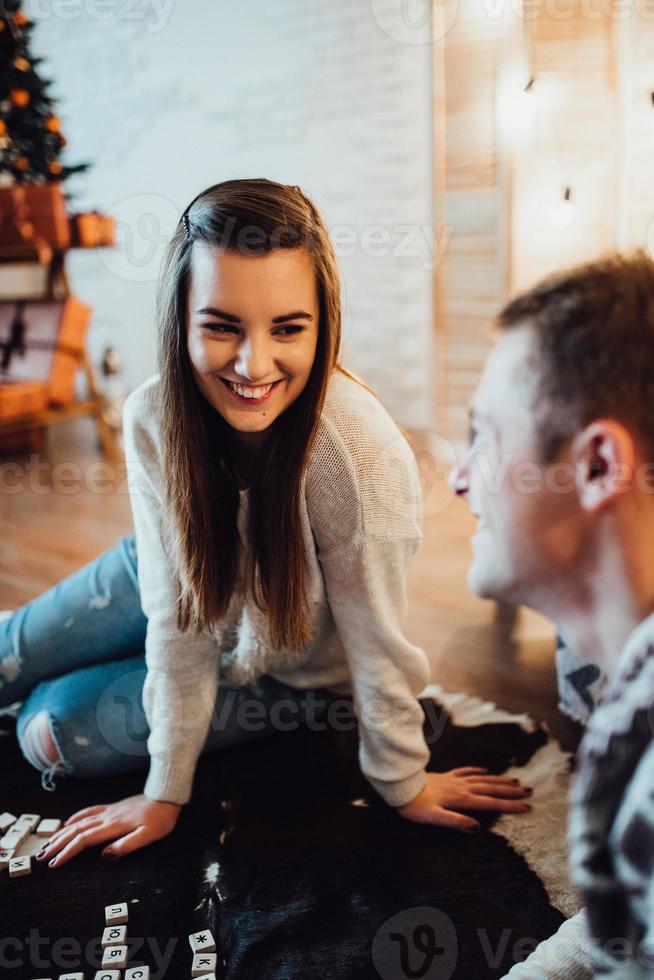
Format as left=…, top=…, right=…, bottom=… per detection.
left=0, top=426, right=45, bottom=455
left=0, top=379, right=49, bottom=421
left=0, top=182, right=70, bottom=250
left=0, top=296, right=92, bottom=406
left=69, top=211, right=116, bottom=248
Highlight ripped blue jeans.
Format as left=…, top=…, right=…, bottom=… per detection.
left=0, top=534, right=343, bottom=794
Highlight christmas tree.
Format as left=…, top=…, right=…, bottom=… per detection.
left=0, top=0, right=90, bottom=190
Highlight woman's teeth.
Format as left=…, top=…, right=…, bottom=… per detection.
left=226, top=380, right=276, bottom=399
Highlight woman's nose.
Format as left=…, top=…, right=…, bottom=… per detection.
left=234, top=338, right=271, bottom=381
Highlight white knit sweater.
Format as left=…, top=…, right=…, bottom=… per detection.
left=122, top=367, right=432, bottom=808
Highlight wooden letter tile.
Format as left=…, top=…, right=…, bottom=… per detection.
left=0, top=811, right=16, bottom=832
left=101, top=944, right=128, bottom=969
left=192, top=952, right=217, bottom=976
left=188, top=929, right=216, bottom=954
left=9, top=855, right=31, bottom=877
left=104, top=902, right=128, bottom=925
left=101, top=925, right=127, bottom=948
left=36, top=818, right=62, bottom=837
left=14, top=813, right=40, bottom=833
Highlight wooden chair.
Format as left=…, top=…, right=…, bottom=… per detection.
left=0, top=242, right=119, bottom=458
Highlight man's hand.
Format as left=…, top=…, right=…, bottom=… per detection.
left=397, top=768, right=532, bottom=833
left=35, top=794, right=182, bottom=868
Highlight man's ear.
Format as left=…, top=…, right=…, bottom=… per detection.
left=571, top=420, right=635, bottom=512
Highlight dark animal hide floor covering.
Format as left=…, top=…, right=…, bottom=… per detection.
left=0, top=684, right=580, bottom=980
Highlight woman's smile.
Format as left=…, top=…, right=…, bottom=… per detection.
left=219, top=376, right=285, bottom=405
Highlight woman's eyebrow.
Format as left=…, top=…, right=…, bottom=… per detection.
left=195, top=307, right=314, bottom=324
left=272, top=311, right=314, bottom=323
left=196, top=306, right=240, bottom=322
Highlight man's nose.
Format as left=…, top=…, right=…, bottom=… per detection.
left=448, top=465, right=468, bottom=497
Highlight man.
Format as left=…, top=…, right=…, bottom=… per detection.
left=450, top=251, right=654, bottom=978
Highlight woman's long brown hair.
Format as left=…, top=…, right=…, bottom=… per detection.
left=156, top=178, right=359, bottom=650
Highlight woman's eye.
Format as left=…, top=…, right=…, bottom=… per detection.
left=201, top=323, right=237, bottom=334
left=274, top=325, right=305, bottom=337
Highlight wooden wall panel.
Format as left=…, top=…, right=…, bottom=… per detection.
left=433, top=4, right=510, bottom=449
left=433, top=1, right=648, bottom=450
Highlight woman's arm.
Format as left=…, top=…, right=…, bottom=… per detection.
left=501, top=910, right=593, bottom=979
left=122, top=382, right=220, bottom=806
left=34, top=381, right=221, bottom=867
left=319, top=530, right=433, bottom=806
left=319, top=531, right=532, bottom=824
left=309, top=406, right=531, bottom=822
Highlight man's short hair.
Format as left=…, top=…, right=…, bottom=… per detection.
left=496, top=250, right=654, bottom=462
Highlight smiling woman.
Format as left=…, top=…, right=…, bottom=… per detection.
left=0, top=178, right=531, bottom=870
left=186, top=246, right=320, bottom=447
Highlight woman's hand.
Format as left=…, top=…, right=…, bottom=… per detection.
left=35, top=794, right=182, bottom=868
left=396, top=768, right=533, bottom=833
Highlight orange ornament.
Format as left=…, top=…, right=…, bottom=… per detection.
left=15, top=156, right=29, bottom=171
left=49, top=160, right=63, bottom=174
left=14, top=12, right=29, bottom=26
left=45, top=116, right=61, bottom=133
left=0, top=120, right=5, bottom=136
left=13, top=57, right=30, bottom=72
left=10, top=89, right=30, bottom=108
left=58, top=134, right=67, bottom=147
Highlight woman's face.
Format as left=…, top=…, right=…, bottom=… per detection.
left=186, top=244, right=320, bottom=448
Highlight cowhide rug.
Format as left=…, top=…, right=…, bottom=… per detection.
left=0, top=685, right=580, bottom=980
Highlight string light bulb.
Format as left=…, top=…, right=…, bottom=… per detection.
left=499, top=74, right=537, bottom=142
left=551, top=186, right=575, bottom=230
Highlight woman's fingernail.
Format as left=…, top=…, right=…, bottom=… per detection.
left=102, top=850, right=117, bottom=861
left=48, top=857, right=57, bottom=867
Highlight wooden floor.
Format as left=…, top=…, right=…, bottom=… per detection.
left=0, top=416, right=581, bottom=752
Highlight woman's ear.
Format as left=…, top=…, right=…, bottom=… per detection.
left=572, top=420, right=635, bottom=512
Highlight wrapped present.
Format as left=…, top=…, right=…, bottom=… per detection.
left=69, top=211, right=116, bottom=248
left=0, top=181, right=70, bottom=250
left=0, top=426, right=45, bottom=455
left=0, top=379, right=49, bottom=421
left=0, top=297, right=92, bottom=406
